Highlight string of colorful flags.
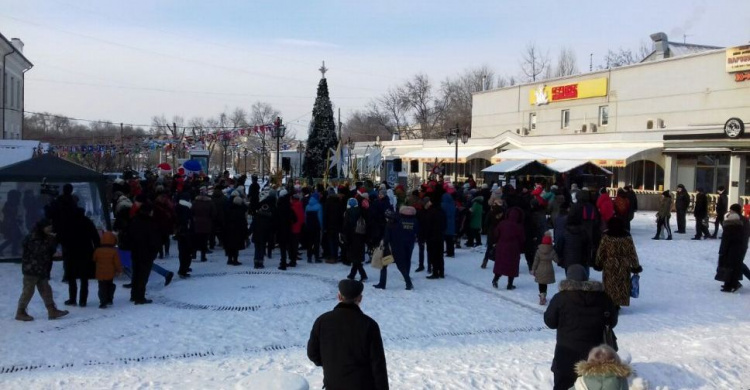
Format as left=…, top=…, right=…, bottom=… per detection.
left=51, top=124, right=280, bottom=158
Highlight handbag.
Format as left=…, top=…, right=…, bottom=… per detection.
left=630, top=274, right=640, bottom=298
left=602, top=311, right=618, bottom=351
left=714, top=266, right=732, bottom=282
left=382, top=254, right=395, bottom=266
left=371, top=241, right=385, bottom=270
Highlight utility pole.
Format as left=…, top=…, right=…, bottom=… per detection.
left=589, top=53, right=593, bottom=72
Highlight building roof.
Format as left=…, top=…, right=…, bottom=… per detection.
left=641, top=41, right=723, bottom=63
left=0, top=31, right=33, bottom=68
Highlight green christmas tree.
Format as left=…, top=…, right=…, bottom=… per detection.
left=303, top=63, right=338, bottom=180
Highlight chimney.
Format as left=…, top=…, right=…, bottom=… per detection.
left=650, top=32, right=669, bottom=60
left=10, top=38, right=24, bottom=53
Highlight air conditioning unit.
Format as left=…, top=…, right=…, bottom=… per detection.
left=589, top=123, right=598, bottom=133
left=522, top=127, right=530, bottom=136
left=516, top=128, right=521, bottom=135
left=580, top=124, right=588, bottom=133
left=647, top=119, right=655, bottom=130
left=657, top=118, right=665, bottom=128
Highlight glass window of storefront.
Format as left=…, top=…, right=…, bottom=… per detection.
left=440, top=159, right=491, bottom=180
left=695, top=154, right=729, bottom=193
left=628, top=160, right=665, bottom=191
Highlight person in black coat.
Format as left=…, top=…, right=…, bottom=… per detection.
left=223, top=196, right=249, bottom=266
left=692, top=188, right=711, bottom=240
left=248, top=175, right=260, bottom=214
left=324, top=189, right=345, bottom=263
left=128, top=203, right=162, bottom=304
left=717, top=209, right=745, bottom=292
left=275, top=190, right=294, bottom=270
left=544, top=264, right=618, bottom=390
left=675, top=184, right=690, bottom=234
left=307, top=279, right=388, bottom=390
left=713, top=186, right=728, bottom=239
left=175, top=194, right=194, bottom=277
left=557, top=213, right=591, bottom=272
left=63, top=208, right=100, bottom=307
left=252, top=194, right=275, bottom=269
left=423, top=196, right=446, bottom=279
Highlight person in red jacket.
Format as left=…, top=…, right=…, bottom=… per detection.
left=596, top=187, right=615, bottom=230
left=290, top=193, right=305, bottom=267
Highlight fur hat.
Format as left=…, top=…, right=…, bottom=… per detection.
left=232, top=196, right=244, bottom=206
left=399, top=205, right=416, bottom=216
left=279, top=189, right=288, bottom=198
left=726, top=212, right=740, bottom=222
left=566, top=264, right=588, bottom=282
left=347, top=198, right=358, bottom=209
left=541, top=231, right=553, bottom=245
left=662, top=190, right=670, bottom=197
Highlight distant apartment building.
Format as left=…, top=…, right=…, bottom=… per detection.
left=0, top=32, right=33, bottom=140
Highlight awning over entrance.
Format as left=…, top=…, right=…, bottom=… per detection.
left=491, top=146, right=661, bottom=167
left=403, top=147, right=493, bottom=163
left=482, top=160, right=556, bottom=176
left=545, top=159, right=613, bottom=175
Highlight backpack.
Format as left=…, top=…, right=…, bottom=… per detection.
left=355, top=216, right=367, bottom=235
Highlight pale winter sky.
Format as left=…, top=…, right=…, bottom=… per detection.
left=2, top=0, right=749, bottom=138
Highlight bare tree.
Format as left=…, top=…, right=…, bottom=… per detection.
left=400, top=74, right=447, bottom=139
left=637, top=40, right=653, bottom=61
left=602, top=48, right=637, bottom=69
left=441, top=66, right=496, bottom=132
left=520, top=42, right=550, bottom=82
left=554, top=47, right=580, bottom=77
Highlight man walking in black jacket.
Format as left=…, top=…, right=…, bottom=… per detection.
left=675, top=184, right=690, bottom=233
left=692, top=188, right=712, bottom=240
left=713, top=186, right=728, bottom=238
left=307, top=279, right=389, bottom=390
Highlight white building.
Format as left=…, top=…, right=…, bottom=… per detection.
left=0, top=32, right=32, bottom=140
left=356, top=32, right=750, bottom=204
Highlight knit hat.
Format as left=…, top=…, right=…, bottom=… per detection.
left=730, top=203, right=743, bottom=215
left=566, top=264, right=588, bottom=282
left=662, top=190, right=670, bottom=197
left=378, top=189, right=387, bottom=198
left=347, top=198, right=358, bottom=209
left=338, top=279, right=364, bottom=300
left=279, top=189, right=288, bottom=198
left=399, top=205, right=416, bottom=216
left=233, top=196, right=244, bottom=206
left=541, top=231, right=553, bottom=245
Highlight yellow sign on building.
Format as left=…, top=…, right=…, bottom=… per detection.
left=726, top=45, right=750, bottom=73
left=529, top=77, right=608, bottom=106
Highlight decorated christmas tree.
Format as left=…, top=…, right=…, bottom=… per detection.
left=303, top=62, right=339, bottom=180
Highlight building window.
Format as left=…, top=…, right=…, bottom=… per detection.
left=599, top=106, right=609, bottom=126
left=9, top=76, right=14, bottom=109
left=561, top=109, right=570, bottom=129
left=695, top=154, right=729, bottom=194
left=628, top=160, right=665, bottom=191
left=529, top=113, right=536, bottom=130
left=16, top=79, right=21, bottom=109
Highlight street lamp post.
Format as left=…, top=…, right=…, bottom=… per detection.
left=271, top=117, right=286, bottom=175
left=221, top=135, right=231, bottom=173
left=446, top=123, right=469, bottom=183
left=297, top=142, right=305, bottom=179
left=373, top=137, right=382, bottom=181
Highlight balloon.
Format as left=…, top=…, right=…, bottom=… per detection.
left=183, top=160, right=202, bottom=172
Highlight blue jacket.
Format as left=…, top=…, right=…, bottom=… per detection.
left=384, top=215, right=418, bottom=267
left=305, top=196, right=323, bottom=228
left=441, top=193, right=456, bottom=236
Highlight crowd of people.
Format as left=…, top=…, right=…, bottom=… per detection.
left=11, top=167, right=750, bottom=389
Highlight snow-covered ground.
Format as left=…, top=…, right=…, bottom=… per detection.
left=0, top=213, right=749, bottom=389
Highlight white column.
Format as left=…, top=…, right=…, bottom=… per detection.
left=663, top=154, right=677, bottom=191
left=728, top=154, right=743, bottom=204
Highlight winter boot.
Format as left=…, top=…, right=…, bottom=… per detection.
left=46, top=304, right=69, bottom=320
left=15, top=308, right=34, bottom=321
left=234, top=256, right=242, bottom=266
left=539, top=293, right=547, bottom=305
left=481, top=259, right=488, bottom=269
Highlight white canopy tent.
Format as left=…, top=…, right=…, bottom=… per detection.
left=403, top=146, right=493, bottom=163
left=490, top=145, right=662, bottom=167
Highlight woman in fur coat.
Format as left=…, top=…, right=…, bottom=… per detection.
left=595, top=217, right=642, bottom=308
left=532, top=231, right=558, bottom=305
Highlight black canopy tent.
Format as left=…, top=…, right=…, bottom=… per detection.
left=545, top=159, right=612, bottom=189
left=481, top=159, right=558, bottom=186
left=0, top=155, right=110, bottom=261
